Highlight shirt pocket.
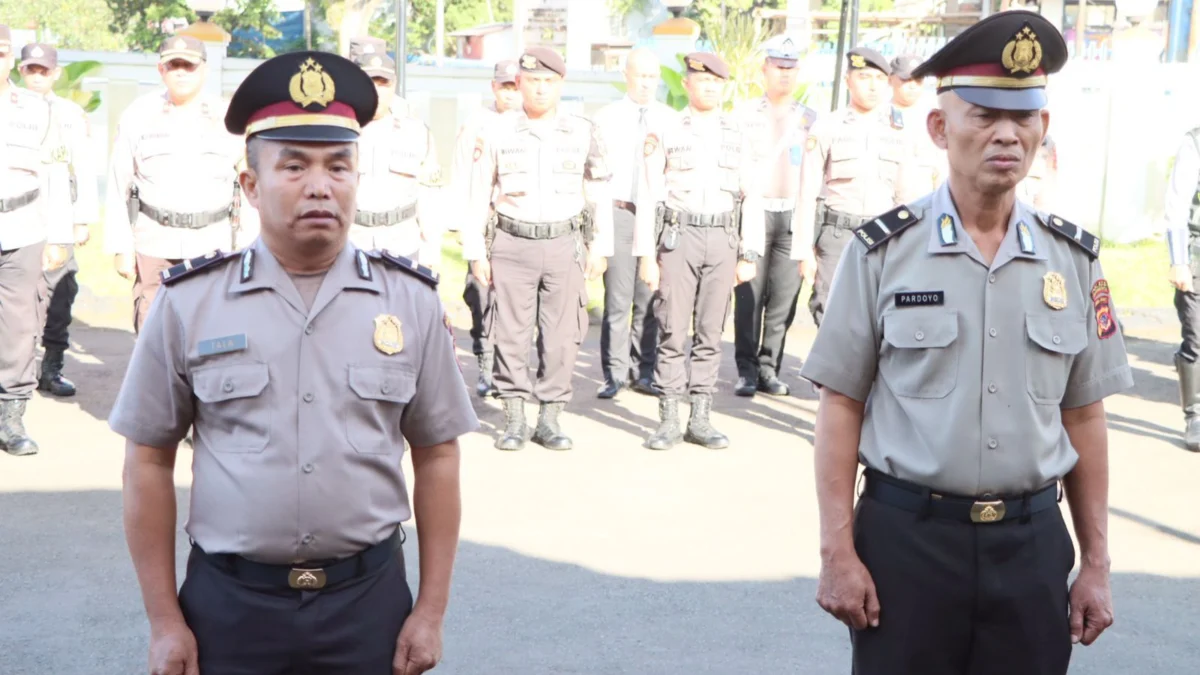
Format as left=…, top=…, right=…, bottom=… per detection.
left=1025, top=313, right=1088, bottom=404
left=346, top=365, right=416, bottom=455
left=191, top=363, right=271, bottom=453
left=877, top=145, right=903, bottom=185
left=553, top=157, right=585, bottom=195
left=497, top=161, right=533, bottom=196
left=828, top=154, right=859, bottom=181
left=389, top=149, right=422, bottom=178
left=879, top=310, right=960, bottom=399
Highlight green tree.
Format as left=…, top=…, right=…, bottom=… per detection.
left=104, top=0, right=191, bottom=52
left=364, top=0, right=513, bottom=57
left=0, top=0, right=126, bottom=51
left=214, top=0, right=283, bottom=58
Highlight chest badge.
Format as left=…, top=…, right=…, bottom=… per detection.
left=373, top=314, right=404, bottom=355
left=1042, top=272, right=1067, bottom=310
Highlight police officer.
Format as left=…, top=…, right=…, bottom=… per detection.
left=889, top=53, right=946, bottom=196
left=635, top=52, right=764, bottom=450
left=464, top=47, right=613, bottom=452
left=452, top=60, right=522, bottom=398
left=1163, top=125, right=1200, bottom=452
left=1, top=24, right=71, bottom=456
left=108, top=51, right=478, bottom=675
left=592, top=47, right=669, bottom=399
left=790, top=47, right=917, bottom=327
left=349, top=51, right=442, bottom=267
left=103, top=35, right=246, bottom=334
left=18, top=43, right=99, bottom=398
left=1020, top=134, right=1058, bottom=210
left=731, top=38, right=817, bottom=398
left=803, top=12, right=1131, bottom=672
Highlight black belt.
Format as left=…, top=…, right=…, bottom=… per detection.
left=194, top=529, right=400, bottom=590
left=141, top=201, right=232, bottom=229
left=664, top=207, right=733, bottom=228
left=862, top=468, right=1060, bottom=524
left=496, top=213, right=580, bottom=239
left=819, top=207, right=871, bottom=230
left=613, top=200, right=636, bottom=214
left=355, top=203, right=418, bottom=227
left=0, top=188, right=39, bottom=213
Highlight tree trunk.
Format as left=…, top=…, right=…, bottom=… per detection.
left=338, top=0, right=387, bottom=55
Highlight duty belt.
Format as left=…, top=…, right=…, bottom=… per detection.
left=141, top=201, right=232, bottom=229
left=496, top=213, right=580, bottom=239
left=0, top=188, right=39, bottom=213
left=664, top=207, right=734, bottom=228
left=819, top=206, right=872, bottom=230
left=862, top=468, right=1060, bottom=524
left=192, top=529, right=401, bottom=591
left=355, top=203, right=417, bottom=228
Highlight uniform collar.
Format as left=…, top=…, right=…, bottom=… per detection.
left=514, top=107, right=570, bottom=133
left=926, top=182, right=1048, bottom=266
left=233, top=237, right=380, bottom=309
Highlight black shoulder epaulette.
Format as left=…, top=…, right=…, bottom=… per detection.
left=160, top=250, right=235, bottom=285
left=373, top=250, right=440, bottom=288
left=854, top=206, right=920, bottom=252
left=1039, top=213, right=1100, bottom=259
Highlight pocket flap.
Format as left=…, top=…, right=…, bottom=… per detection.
left=348, top=366, right=416, bottom=403
left=884, top=311, right=959, bottom=349
left=1026, top=314, right=1087, bottom=355
left=193, top=363, right=269, bottom=403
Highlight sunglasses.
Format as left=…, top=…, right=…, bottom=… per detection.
left=164, top=59, right=200, bottom=72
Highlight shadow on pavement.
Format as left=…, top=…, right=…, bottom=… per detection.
left=1106, top=412, right=1188, bottom=449
left=1110, top=506, right=1200, bottom=547
left=45, top=318, right=135, bottom=426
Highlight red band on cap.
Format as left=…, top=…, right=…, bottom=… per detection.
left=247, top=100, right=356, bottom=128
left=941, top=63, right=1045, bottom=79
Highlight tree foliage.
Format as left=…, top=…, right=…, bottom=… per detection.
left=104, top=0, right=191, bottom=52
left=0, top=0, right=126, bottom=51
left=215, top=0, right=283, bottom=58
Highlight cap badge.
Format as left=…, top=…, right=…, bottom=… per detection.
left=849, top=54, right=866, bottom=68
left=505, top=63, right=518, bottom=76
left=520, top=54, right=538, bottom=69
left=30, top=46, right=43, bottom=58
left=289, top=58, right=336, bottom=108
left=362, top=44, right=376, bottom=54
left=370, top=56, right=382, bottom=67
left=373, top=314, right=404, bottom=355
left=174, top=38, right=187, bottom=50
left=686, top=57, right=705, bottom=71
left=1002, top=25, right=1042, bottom=75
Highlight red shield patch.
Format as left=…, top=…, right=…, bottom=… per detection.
left=1091, top=279, right=1116, bottom=340
left=643, top=133, right=659, bottom=157
left=472, top=137, right=484, bottom=162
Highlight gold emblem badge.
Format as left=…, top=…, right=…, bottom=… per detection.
left=521, top=54, right=538, bottom=70
left=373, top=314, right=404, bottom=355
left=1042, top=271, right=1067, bottom=310
left=643, top=133, right=659, bottom=157
left=687, top=57, right=705, bottom=72
left=805, top=135, right=817, bottom=151
left=289, top=58, right=336, bottom=108
left=897, top=210, right=910, bottom=220
left=287, top=568, right=327, bottom=590
left=849, top=54, right=866, bottom=68
left=1002, top=25, right=1043, bottom=75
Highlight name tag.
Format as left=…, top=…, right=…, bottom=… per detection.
left=198, top=334, right=248, bottom=356
left=895, top=291, right=944, bottom=307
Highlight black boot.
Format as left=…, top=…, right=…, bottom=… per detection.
left=0, top=399, right=39, bottom=456
left=476, top=352, right=498, bottom=398
left=756, top=372, right=790, bottom=397
left=734, top=375, right=757, bottom=397
left=1175, top=352, right=1200, bottom=453
left=645, top=396, right=683, bottom=450
left=531, top=401, right=572, bottom=450
left=684, top=393, right=729, bottom=449
left=38, top=346, right=77, bottom=397
left=495, top=398, right=528, bottom=451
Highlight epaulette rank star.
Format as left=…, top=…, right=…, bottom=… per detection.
left=1039, top=213, right=1100, bottom=259
left=854, top=206, right=919, bottom=252
left=372, top=250, right=440, bottom=288
left=160, top=250, right=235, bottom=285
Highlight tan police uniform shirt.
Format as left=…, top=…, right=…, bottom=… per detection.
left=892, top=102, right=947, bottom=200
left=461, top=108, right=614, bottom=262
left=41, top=92, right=99, bottom=231
left=633, top=107, right=766, bottom=258
left=1, top=85, right=69, bottom=248
left=449, top=103, right=503, bottom=242
left=107, top=238, right=479, bottom=564
left=351, top=111, right=442, bottom=266
left=732, top=96, right=817, bottom=205
left=800, top=182, right=1134, bottom=497
left=102, top=91, right=243, bottom=259
left=789, top=105, right=919, bottom=264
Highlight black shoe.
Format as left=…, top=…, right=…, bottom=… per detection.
left=645, top=396, right=683, bottom=450
left=757, top=375, right=790, bottom=397
left=495, top=398, right=528, bottom=451
left=630, top=377, right=658, bottom=397
left=734, top=376, right=757, bottom=397
left=0, top=399, right=39, bottom=456
left=684, top=393, right=729, bottom=449
left=476, top=353, right=498, bottom=398
left=597, top=379, right=624, bottom=399
left=531, top=401, right=572, bottom=450
left=37, top=347, right=77, bottom=397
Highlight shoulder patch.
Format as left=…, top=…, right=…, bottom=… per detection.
left=799, top=106, right=817, bottom=132
left=160, top=251, right=236, bottom=285
left=890, top=106, right=904, bottom=129
left=853, top=206, right=919, bottom=252
left=373, top=250, right=440, bottom=288
left=1039, top=213, right=1100, bottom=259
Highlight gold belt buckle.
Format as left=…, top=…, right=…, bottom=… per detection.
left=970, top=499, right=1006, bottom=523
left=288, top=567, right=327, bottom=590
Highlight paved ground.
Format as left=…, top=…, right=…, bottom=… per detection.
left=1, top=295, right=1198, bottom=674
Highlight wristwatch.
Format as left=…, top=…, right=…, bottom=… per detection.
left=739, top=251, right=760, bottom=263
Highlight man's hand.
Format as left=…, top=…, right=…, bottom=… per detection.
left=816, top=547, right=880, bottom=631
left=148, top=620, right=199, bottom=675
left=1170, top=264, right=1194, bottom=293
left=74, top=224, right=91, bottom=246
left=1068, top=563, right=1114, bottom=646
left=116, top=253, right=136, bottom=280
left=735, top=259, right=757, bottom=284
left=43, top=244, right=68, bottom=272
left=798, top=259, right=815, bottom=282
left=470, top=259, right=491, bottom=287
left=585, top=251, right=607, bottom=281
left=393, top=610, right=444, bottom=675
left=638, top=257, right=660, bottom=292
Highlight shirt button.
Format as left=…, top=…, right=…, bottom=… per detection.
left=989, top=328, right=998, bottom=338
left=988, top=274, right=997, bottom=284
left=381, top=383, right=392, bottom=395
left=302, top=463, right=314, bottom=474
left=1052, top=335, right=1061, bottom=345
left=988, top=383, right=997, bottom=393
left=303, top=393, right=314, bottom=403
left=988, top=438, right=999, bottom=449
left=301, top=534, right=313, bottom=545
left=914, top=331, right=925, bottom=341
left=222, top=380, right=234, bottom=392
left=304, top=324, right=314, bottom=335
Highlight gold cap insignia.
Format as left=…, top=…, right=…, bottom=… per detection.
left=289, top=58, right=336, bottom=108
left=1002, top=25, right=1043, bottom=75
left=521, top=54, right=538, bottom=69
left=373, top=314, right=404, bottom=354
left=849, top=54, right=866, bottom=68
left=687, top=57, right=705, bottom=72
left=1043, top=271, right=1067, bottom=310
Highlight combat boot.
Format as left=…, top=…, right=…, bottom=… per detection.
left=645, top=396, right=683, bottom=451
left=476, top=352, right=498, bottom=398
left=684, top=393, right=729, bottom=450
left=1175, top=352, right=1200, bottom=452
left=0, top=399, right=39, bottom=457
left=531, top=401, right=572, bottom=451
left=37, top=346, right=77, bottom=397
left=495, top=398, right=529, bottom=451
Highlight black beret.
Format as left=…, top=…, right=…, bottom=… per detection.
left=519, top=47, right=566, bottom=77
left=847, top=47, right=889, bottom=75
left=685, top=52, right=730, bottom=79
left=910, top=10, right=1067, bottom=110
left=225, top=51, right=378, bottom=143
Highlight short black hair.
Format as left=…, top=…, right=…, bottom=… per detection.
left=245, top=136, right=263, bottom=172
